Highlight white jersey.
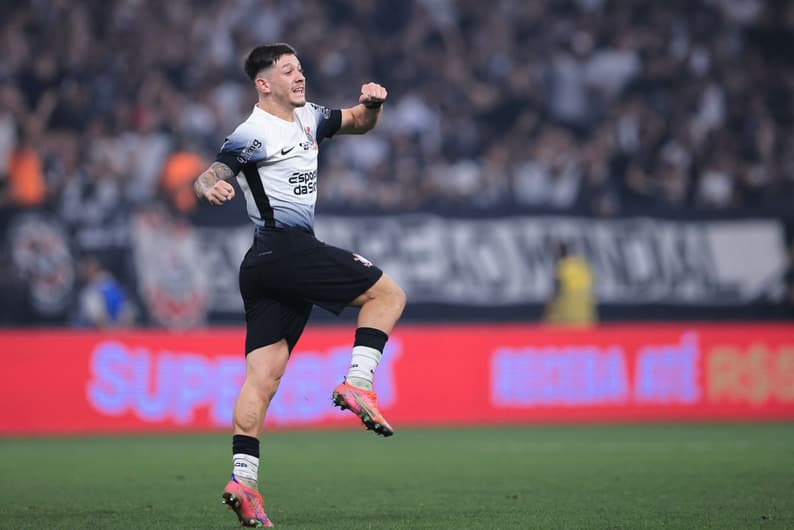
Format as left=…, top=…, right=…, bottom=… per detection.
left=215, top=102, right=341, bottom=232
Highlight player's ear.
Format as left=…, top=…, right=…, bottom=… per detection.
left=255, top=76, right=270, bottom=94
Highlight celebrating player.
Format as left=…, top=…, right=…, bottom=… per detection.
left=193, top=43, right=406, bottom=527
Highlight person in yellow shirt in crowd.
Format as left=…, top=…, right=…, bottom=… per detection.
left=544, top=241, right=598, bottom=325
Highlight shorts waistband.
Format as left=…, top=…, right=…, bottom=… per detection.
left=255, top=225, right=314, bottom=237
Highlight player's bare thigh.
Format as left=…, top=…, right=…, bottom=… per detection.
left=245, top=339, right=290, bottom=388
left=349, top=273, right=404, bottom=307
left=349, top=273, right=406, bottom=335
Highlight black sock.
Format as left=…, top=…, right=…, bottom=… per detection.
left=354, top=327, right=388, bottom=352
left=233, top=434, right=260, bottom=458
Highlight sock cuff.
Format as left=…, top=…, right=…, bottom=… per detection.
left=354, top=327, right=388, bottom=352
left=233, top=434, right=260, bottom=458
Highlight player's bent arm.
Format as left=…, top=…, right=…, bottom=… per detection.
left=338, top=104, right=383, bottom=135
left=194, top=161, right=236, bottom=205
left=338, top=82, right=387, bottom=135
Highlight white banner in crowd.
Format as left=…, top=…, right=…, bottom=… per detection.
left=315, top=215, right=785, bottom=306
left=178, top=215, right=787, bottom=315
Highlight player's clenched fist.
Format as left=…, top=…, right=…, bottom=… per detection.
left=359, top=82, right=387, bottom=108
left=205, top=180, right=235, bottom=205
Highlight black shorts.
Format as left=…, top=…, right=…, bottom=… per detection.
left=239, top=227, right=383, bottom=354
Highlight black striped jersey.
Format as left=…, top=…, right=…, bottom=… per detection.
left=215, top=103, right=342, bottom=232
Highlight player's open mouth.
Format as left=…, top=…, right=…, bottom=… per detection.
left=293, top=87, right=304, bottom=95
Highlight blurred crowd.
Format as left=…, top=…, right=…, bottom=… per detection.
left=1, top=0, right=794, bottom=219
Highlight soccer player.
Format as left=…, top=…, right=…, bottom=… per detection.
left=193, top=43, right=406, bottom=527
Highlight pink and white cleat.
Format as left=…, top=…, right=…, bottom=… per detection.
left=221, top=475, right=274, bottom=527
left=332, top=381, right=394, bottom=437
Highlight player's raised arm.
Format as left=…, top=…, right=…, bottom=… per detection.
left=338, top=82, right=387, bottom=135
left=194, top=161, right=236, bottom=205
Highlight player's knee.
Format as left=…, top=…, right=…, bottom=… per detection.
left=246, top=363, right=286, bottom=400
left=244, top=341, right=289, bottom=399
left=249, top=370, right=283, bottom=400
left=376, top=274, right=406, bottom=313
left=377, top=280, right=406, bottom=319
left=390, top=283, right=407, bottom=315
left=357, top=274, right=406, bottom=317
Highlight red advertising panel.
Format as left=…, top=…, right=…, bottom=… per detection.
left=1, top=324, right=792, bottom=435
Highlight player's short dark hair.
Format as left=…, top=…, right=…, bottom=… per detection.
left=244, top=43, right=298, bottom=81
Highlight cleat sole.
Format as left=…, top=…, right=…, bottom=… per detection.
left=332, top=391, right=394, bottom=437
left=222, top=492, right=265, bottom=527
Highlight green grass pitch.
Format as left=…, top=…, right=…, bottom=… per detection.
left=1, top=424, right=792, bottom=529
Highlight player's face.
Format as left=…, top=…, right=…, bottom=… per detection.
left=270, top=54, right=306, bottom=108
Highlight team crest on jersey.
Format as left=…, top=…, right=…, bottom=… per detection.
left=301, top=127, right=317, bottom=150
left=352, top=253, right=373, bottom=267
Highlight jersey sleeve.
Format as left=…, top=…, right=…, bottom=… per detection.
left=215, top=123, right=267, bottom=174
left=309, top=102, right=342, bottom=143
